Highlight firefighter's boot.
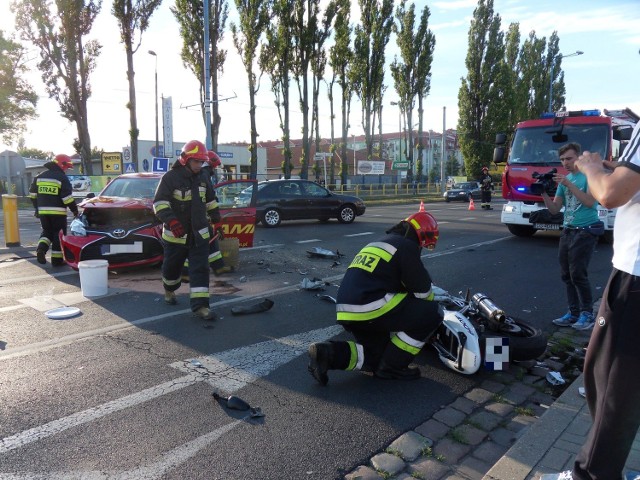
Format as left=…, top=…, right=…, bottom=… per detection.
left=308, top=342, right=333, bottom=386
left=36, top=249, right=47, bottom=265
left=194, top=306, right=216, bottom=321
left=164, top=290, right=177, bottom=305
left=375, top=340, right=421, bottom=380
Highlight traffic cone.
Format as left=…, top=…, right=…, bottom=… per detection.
left=419, top=200, right=425, bottom=212
left=468, top=197, right=476, bottom=211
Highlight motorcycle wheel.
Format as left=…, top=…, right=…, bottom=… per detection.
left=480, top=317, right=547, bottom=361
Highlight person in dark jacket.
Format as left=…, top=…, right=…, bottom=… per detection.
left=29, top=154, right=78, bottom=266
left=479, top=166, right=494, bottom=210
left=153, top=140, right=221, bottom=320
left=307, top=207, right=444, bottom=385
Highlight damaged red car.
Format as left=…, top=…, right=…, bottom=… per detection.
left=60, top=173, right=257, bottom=270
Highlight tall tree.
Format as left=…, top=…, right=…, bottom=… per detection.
left=457, top=0, right=505, bottom=178
left=0, top=30, right=37, bottom=145
left=172, top=0, right=228, bottom=150
left=310, top=1, right=337, bottom=181
left=259, top=0, right=295, bottom=179
left=544, top=32, right=563, bottom=114
left=12, top=0, right=102, bottom=174
left=112, top=0, right=162, bottom=165
left=517, top=30, right=549, bottom=119
left=351, top=0, right=394, bottom=161
left=328, top=0, right=352, bottom=185
left=290, top=0, right=321, bottom=179
left=231, top=0, right=272, bottom=179
left=391, top=0, right=434, bottom=182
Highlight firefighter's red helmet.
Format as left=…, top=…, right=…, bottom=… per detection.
left=179, top=140, right=208, bottom=165
left=405, top=211, right=439, bottom=250
left=207, top=150, right=222, bottom=168
left=53, top=154, right=73, bottom=171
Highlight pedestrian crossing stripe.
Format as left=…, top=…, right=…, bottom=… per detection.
left=125, top=163, right=135, bottom=173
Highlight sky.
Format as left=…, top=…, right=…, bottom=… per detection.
left=1, top=0, right=639, bottom=156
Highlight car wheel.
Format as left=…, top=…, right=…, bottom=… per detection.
left=338, top=205, right=356, bottom=224
left=262, top=208, right=281, bottom=227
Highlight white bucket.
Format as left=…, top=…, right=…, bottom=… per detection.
left=78, top=260, right=109, bottom=297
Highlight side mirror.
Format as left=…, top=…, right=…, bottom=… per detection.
left=552, top=133, right=568, bottom=143
left=493, top=147, right=506, bottom=164
left=86, top=192, right=95, bottom=199
left=494, top=133, right=507, bottom=145
left=614, top=126, right=633, bottom=141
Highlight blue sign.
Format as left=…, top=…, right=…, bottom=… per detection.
left=151, top=145, right=165, bottom=157
left=218, top=152, right=233, bottom=159
left=142, top=158, right=149, bottom=172
left=152, top=157, right=169, bottom=173
left=124, top=162, right=136, bottom=173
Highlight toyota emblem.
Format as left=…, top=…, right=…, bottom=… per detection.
left=112, top=228, right=126, bottom=238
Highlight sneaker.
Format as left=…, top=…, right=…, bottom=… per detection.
left=36, top=250, right=47, bottom=265
left=164, top=290, right=177, bottom=305
left=194, top=307, right=216, bottom=321
left=540, top=471, right=573, bottom=480
left=308, top=342, right=332, bottom=386
left=572, top=312, right=595, bottom=331
left=552, top=312, right=577, bottom=327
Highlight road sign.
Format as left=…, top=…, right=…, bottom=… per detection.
left=124, top=163, right=136, bottom=173
left=101, top=152, right=123, bottom=174
left=122, top=146, right=131, bottom=162
left=142, top=158, right=149, bottom=172
left=152, top=157, right=169, bottom=173
left=392, top=161, right=409, bottom=170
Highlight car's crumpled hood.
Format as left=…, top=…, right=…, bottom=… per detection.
left=80, top=196, right=152, bottom=210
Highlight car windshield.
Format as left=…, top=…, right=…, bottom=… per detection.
left=458, top=183, right=475, bottom=189
left=510, top=124, right=610, bottom=165
left=100, top=177, right=160, bottom=199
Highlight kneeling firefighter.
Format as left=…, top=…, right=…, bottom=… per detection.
left=308, top=208, right=444, bottom=385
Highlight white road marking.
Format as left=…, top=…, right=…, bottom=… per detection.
left=295, top=239, right=322, bottom=244
left=459, top=217, right=476, bottom=221
left=422, top=236, right=511, bottom=259
left=0, top=325, right=342, bottom=455
left=344, top=232, right=375, bottom=237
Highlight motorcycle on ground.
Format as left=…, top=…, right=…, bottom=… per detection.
left=430, top=286, right=547, bottom=375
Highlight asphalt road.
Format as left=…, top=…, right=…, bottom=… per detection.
left=0, top=200, right=615, bottom=479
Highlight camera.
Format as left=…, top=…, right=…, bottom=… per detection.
left=530, top=168, right=557, bottom=195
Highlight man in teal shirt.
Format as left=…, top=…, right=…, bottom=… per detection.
left=542, top=142, right=601, bottom=330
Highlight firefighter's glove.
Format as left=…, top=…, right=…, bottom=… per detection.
left=215, top=226, right=225, bottom=240
left=426, top=291, right=435, bottom=301
left=167, top=219, right=186, bottom=238
left=34, top=211, right=40, bottom=219
left=208, top=210, right=221, bottom=224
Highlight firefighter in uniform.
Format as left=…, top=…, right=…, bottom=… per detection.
left=308, top=207, right=444, bottom=384
left=29, top=154, right=78, bottom=266
left=153, top=140, right=221, bottom=320
left=479, top=166, right=494, bottom=210
left=181, top=150, right=229, bottom=280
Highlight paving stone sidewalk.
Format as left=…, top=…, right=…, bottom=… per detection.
left=343, top=328, right=593, bottom=480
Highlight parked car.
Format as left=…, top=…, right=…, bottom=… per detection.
left=60, top=174, right=258, bottom=270
left=443, top=181, right=482, bottom=202
left=247, top=179, right=366, bottom=227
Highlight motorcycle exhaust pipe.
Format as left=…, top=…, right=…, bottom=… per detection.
left=471, top=293, right=506, bottom=323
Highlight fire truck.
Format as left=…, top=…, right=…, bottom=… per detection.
left=493, top=108, right=638, bottom=243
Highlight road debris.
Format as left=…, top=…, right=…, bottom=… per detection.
left=306, top=247, right=344, bottom=260
left=230, top=298, right=274, bottom=316
left=300, top=278, right=325, bottom=290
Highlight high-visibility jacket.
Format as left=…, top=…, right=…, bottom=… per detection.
left=336, top=233, right=434, bottom=322
left=29, top=162, right=78, bottom=216
left=152, top=162, right=220, bottom=245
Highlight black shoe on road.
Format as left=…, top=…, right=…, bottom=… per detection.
left=308, top=342, right=331, bottom=386
left=36, top=250, right=46, bottom=265
left=375, top=361, right=421, bottom=380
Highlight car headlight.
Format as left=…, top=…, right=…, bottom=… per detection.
left=70, top=217, right=87, bottom=236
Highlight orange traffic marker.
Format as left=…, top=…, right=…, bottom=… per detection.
left=468, top=197, right=476, bottom=211
left=419, top=200, right=425, bottom=212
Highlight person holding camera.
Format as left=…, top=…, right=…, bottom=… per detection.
left=541, top=142, right=600, bottom=331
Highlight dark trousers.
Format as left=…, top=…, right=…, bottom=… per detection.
left=573, top=270, right=640, bottom=480
left=38, top=215, right=67, bottom=265
left=335, top=296, right=443, bottom=370
left=481, top=190, right=492, bottom=204
left=162, top=238, right=210, bottom=311
left=559, top=229, right=598, bottom=315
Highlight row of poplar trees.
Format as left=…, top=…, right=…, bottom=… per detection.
left=5, top=0, right=567, bottom=181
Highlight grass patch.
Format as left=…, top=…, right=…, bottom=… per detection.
left=447, top=427, right=469, bottom=445
left=515, top=406, right=535, bottom=416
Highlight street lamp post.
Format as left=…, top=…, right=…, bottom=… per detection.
left=548, top=50, right=583, bottom=112
left=148, top=50, right=159, bottom=157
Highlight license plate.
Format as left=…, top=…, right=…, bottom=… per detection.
left=101, top=242, right=143, bottom=255
left=533, top=223, right=561, bottom=230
